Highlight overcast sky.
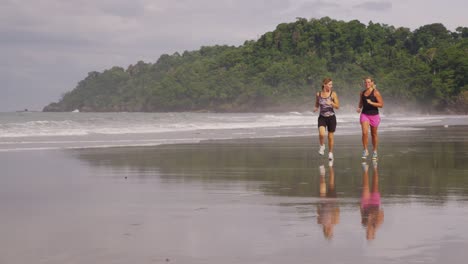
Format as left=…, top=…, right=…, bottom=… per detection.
left=1, top=0, right=467, bottom=112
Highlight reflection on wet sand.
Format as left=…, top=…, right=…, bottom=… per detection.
left=71, top=126, right=468, bottom=200
left=360, top=160, right=384, bottom=240
left=317, top=161, right=340, bottom=240
left=3, top=126, right=468, bottom=264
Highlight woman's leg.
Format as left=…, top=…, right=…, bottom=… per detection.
left=361, top=121, right=369, bottom=151
left=328, top=132, right=334, bottom=153
left=319, top=126, right=326, bottom=146
left=371, top=163, right=379, bottom=193
left=370, top=126, right=378, bottom=152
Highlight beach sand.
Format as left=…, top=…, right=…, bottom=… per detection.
left=1, top=125, right=468, bottom=263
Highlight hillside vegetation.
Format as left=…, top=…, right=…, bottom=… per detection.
left=43, top=17, right=468, bottom=113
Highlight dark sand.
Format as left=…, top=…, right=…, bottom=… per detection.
left=1, top=125, right=468, bottom=263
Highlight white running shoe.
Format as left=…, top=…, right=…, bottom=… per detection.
left=328, top=152, right=334, bottom=160
left=361, top=162, right=369, bottom=171
left=318, top=145, right=325, bottom=155
left=372, top=151, right=378, bottom=160
left=319, top=165, right=325, bottom=175
left=362, top=149, right=369, bottom=159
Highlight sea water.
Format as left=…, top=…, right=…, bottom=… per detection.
left=0, top=111, right=466, bottom=151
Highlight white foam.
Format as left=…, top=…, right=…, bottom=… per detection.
left=0, top=112, right=466, bottom=151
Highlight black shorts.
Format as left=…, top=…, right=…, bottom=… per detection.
left=318, top=115, right=337, bottom=132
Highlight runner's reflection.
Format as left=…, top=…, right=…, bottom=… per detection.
left=360, top=160, right=384, bottom=240
left=317, top=161, right=340, bottom=240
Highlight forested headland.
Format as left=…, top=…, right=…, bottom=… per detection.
left=43, top=17, right=468, bottom=113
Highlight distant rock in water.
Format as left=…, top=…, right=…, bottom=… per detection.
left=42, top=103, right=62, bottom=112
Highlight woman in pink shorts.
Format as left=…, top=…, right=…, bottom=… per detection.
left=357, top=77, right=384, bottom=160
left=360, top=161, right=384, bottom=240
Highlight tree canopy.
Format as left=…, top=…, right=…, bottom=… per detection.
left=43, top=17, right=468, bottom=113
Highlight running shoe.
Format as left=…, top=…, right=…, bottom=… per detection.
left=361, top=162, right=369, bottom=171
left=372, top=151, right=378, bottom=160
left=319, top=165, right=325, bottom=175
left=328, top=152, right=334, bottom=160
left=362, top=149, right=369, bottom=159
left=318, top=145, right=325, bottom=155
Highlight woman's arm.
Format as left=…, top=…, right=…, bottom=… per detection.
left=331, top=92, right=340, bottom=109
left=366, top=90, right=384, bottom=108
left=357, top=91, right=363, bottom=113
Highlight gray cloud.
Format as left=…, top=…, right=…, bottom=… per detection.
left=97, top=0, right=146, bottom=17
left=353, top=1, right=392, bottom=12
left=296, top=0, right=341, bottom=11
left=1, top=29, right=94, bottom=48
left=288, top=1, right=341, bottom=21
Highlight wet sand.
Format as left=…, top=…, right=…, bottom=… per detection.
left=1, top=125, right=468, bottom=263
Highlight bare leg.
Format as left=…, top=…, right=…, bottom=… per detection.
left=329, top=166, right=335, bottom=188
left=318, top=126, right=326, bottom=146
left=328, top=132, right=334, bottom=153
left=361, top=121, right=369, bottom=151
left=361, top=164, right=370, bottom=199
left=371, top=165, right=379, bottom=193
left=319, top=174, right=326, bottom=197
left=370, top=126, right=378, bottom=152
left=362, top=169, right=369, bottom=192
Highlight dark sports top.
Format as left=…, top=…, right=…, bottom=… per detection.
left=361, top=89, right=379, bottom=115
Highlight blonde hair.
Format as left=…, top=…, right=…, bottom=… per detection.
left=364, top=76, right=376, bottom=89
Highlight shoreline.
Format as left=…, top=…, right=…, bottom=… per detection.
left=147, top=122, right=468, bottom=149
left=2, top=119, right=468, bottom=264
left=0, top=114, right=466, bottom=152
left=1, top=123, right=464, bottom=153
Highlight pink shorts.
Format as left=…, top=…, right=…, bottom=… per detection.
left=360, top=114, right=381, bottom=127
left=361, top=192, right=381, bottom=208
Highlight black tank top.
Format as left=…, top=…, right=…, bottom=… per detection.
left=361, top=89, right=379, bottom=115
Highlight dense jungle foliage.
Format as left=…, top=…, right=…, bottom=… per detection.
left=43, top=17, right=468, bottom=113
